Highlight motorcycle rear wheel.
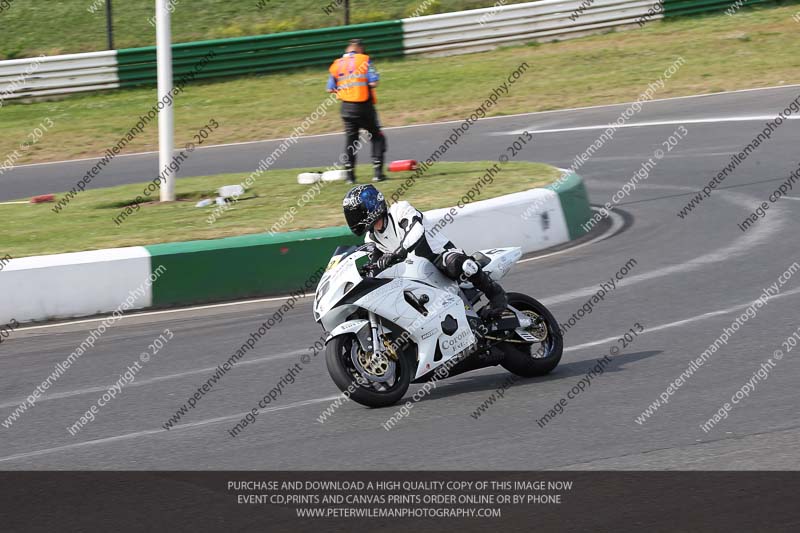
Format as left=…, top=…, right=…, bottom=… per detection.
left=325, top=334, right=413, bottom=408
left=500, top=292, right=563, bottom=377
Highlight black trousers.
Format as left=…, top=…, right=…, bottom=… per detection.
left=341, top=101, right=387, bottom=175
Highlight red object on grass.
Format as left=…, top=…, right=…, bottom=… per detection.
left=388, top=160, right=418, bottom=172
left=30, top=194, right=55, bottom=204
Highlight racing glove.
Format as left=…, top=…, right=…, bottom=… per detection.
left=376, top=253, right=397, bottom=271
left=376, top=247, right=408, bottom=271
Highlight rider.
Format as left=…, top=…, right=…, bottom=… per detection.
left=342, top=184, right=508, bottom=319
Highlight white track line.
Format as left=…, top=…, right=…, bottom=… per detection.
left=0, top=348, right=307, bottom=410
left=8, top=84, right=799, bottom=170
left=3, top=286, right=800, bottom=464
left=0, top=395, right=341, bottom=465
left=507, top=115, right=800, bottom=135
left=562, top=286, right=800, bottom=353
left=543, top=185, right=785, bottom=306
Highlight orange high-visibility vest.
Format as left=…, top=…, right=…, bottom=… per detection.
left=330, top=53, right=373, bottom=103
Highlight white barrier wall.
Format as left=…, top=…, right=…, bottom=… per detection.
left=0, top=247, right=152, bottom=324
left=1, top=181, right=583, bottom=324
left=424, top=188, right=569, bottom=253
left=403, top=0, right=659, bottom=56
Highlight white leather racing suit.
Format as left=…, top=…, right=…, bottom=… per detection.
left=364, top=200, right=508, bottom=318
left=364, top=201, right=450, bottom=258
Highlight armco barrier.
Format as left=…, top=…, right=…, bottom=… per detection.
left=402, top=0, right=658, bottom=56
left=3, top=171, right=590, bottom=323
left=0, top=1, right=783, bottom=100
left=0, top=51, right=119, bottom=101
left=401, top=0, right=771, bottom=56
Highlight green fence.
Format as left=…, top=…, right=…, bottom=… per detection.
left=117, top=20, right=404, bottom=87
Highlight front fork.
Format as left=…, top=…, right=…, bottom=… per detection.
left=368, top=311, right=382, bottom=355
left=367, top=311, right=401, bottom=361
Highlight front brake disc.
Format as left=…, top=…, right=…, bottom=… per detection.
left=351, top=344, right=396, bottom=383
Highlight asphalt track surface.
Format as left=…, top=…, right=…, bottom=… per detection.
left=2, top=85, right=800, bottom=470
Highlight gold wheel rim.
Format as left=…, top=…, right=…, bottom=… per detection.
left=358, top=348, right=389, bottom=377
left=523, top=310, right=548, bottom=341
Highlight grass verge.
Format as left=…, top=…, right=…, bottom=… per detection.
left=1, top=5, right=799, bottom=165
left=0, top=0, right=524, bottom=58
left=0, top=161, right=559, bottom=258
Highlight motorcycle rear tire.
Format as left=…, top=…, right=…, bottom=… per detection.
left=500, top=292, right=563, bottom=377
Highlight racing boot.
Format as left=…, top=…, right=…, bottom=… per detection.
left=470, top=270, right=508, bottom=320
left=372, top=159, right=386, bottom=182
left=345, top=162, right=356, bottom=184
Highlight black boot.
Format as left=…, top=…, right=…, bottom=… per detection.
left=372, top=159, right=386, bottom=182
left=345, top=163, right=356, bottom=184
left=470, top=270, right=508, bottom=320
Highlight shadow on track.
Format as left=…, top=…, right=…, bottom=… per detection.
left=414, top=349, right=663, bottom=402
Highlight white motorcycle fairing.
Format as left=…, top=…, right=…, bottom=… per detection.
left=355, top=277, right=475, bottom=379
left=315, top=246, right=522, bottom=380
left=326, top=319, right=371, bottom=349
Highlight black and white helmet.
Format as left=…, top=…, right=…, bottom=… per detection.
left=343, top=185, right=387, bottom=236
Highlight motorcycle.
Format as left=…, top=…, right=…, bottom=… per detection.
left=313, top=243, right=563, bottom=408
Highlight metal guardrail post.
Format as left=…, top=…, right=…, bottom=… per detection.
left=105, top=0, right=114, bottom=50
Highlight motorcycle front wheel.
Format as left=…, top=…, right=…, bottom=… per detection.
left=325, top=334, right=413, bottom=408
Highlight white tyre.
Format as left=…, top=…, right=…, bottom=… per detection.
left=321, top=170, right=349, bottom=182
left=218, top=184, right=245, bottom=198
left=297, top=172, right=322, bottom=185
